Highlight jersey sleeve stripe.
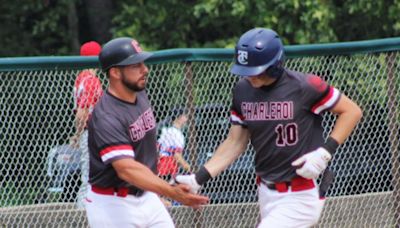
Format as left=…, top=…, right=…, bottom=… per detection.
left=100, top=145, right=135, bottom=163
left=101, top=150, right=135, bottom=163
left=230, top=110, right=245, bottom=125
left=311, top=87, right=341, bottom=114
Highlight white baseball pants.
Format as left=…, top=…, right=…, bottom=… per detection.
left=257, top=180, right=325, bottom=228
left=85, top=189, right=174, bottom=228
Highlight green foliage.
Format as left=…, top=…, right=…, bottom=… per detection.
left=1, top=0, right=400, bottom=56
left=113, top=0, right=199, bottom=50
left=332, top=0, right=400, bottom=40
left=0, top=0, right=76, bottom=57
left=112, top=0, right=339, bottom=50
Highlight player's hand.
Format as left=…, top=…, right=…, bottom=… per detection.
left=291, top=147, right=332, bottom=179
left=175, top=174, right=201, bottom=194
left=172, top=184, right=208, bottom=208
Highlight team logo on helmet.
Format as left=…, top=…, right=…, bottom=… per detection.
left=131, top=40, right=142, bottom=53
left=237, top=50, right=248, bottom=65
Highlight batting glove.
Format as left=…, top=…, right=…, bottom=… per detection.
left=291, top=147, right=332, bottom=179
left=175, top=174, right=201, bottom=194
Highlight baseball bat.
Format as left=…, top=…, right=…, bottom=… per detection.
left=319, top=169, right=335, bottom=198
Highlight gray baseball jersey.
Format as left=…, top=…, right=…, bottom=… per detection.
left=230, top=70, right=341, bottom=182
left=88, top=90, right=158, bottom=190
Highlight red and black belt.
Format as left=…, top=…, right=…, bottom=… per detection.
left=258, top=176, right=315, bottom=193
left=91, top=185, right=144, bottom=197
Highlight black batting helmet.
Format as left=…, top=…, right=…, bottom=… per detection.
left=99, top=37, right=153, bottom=71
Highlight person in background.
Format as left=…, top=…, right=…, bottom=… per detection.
left=157, top=109, right=191, bottom=180
left=157, top=110, right=191, bottom=206
left=71, top=41, right=103, bottom=208
left=53, top=137, right=82, bottom=203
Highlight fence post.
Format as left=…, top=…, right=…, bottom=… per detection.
left=183, top=61, right=203, bottom=228
left=184, top=61, right=197, bottom=169
left=386, top=52, right=400, bottom=227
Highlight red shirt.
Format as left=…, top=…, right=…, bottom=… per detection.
left=74, top=70, right=103, bottom=112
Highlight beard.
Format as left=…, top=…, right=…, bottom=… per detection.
left=121, top=73, right=146, bottom=92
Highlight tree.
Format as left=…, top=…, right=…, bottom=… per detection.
left=1, top=0, right=400, bottom=56
left=0, top=0, right=113, bottom=57
left=79, top=0, right=113, bottom=44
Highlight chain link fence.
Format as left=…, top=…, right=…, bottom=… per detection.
left=0, top=39, right=399, bottom=227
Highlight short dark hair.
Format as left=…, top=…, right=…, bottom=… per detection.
left=170, top=107, right=186, bottom=121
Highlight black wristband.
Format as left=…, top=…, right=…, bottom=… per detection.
left=322, top=137, right=339, bottom=155
left=195, top=166, right=212, bottom=185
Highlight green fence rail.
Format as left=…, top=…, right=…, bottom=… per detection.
left=1, top=37, right=400, bottom=71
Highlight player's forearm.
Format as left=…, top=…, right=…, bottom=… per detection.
left=174, top=126, right=248, bottom=197
left=114, top=160, right=174, bottom=197
left=204, top=137, right=247, bottom=177
left=203, top=125, right=249, bottom=178
left=328, top=95, right=363, bottom=145
left=330, top=112, right=362, bottom=144
left=175, top=139, right=247, bottom=190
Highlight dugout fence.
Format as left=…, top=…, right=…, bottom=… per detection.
left=0, top=38, right=399, bottom=227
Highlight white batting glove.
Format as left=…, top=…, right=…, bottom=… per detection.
left=175, top=174, right=201, bottom=194
left=291, top=147, right=332, bottom=179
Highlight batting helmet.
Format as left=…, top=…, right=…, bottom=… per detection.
left=99, top=37, right=153, bottom=71
left=230, top=28, right=284, bottom=77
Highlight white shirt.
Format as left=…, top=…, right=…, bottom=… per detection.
left=157, top=127, right=185, bottom=157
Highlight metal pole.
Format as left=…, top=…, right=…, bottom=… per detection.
left=183, top=62, right=203, bottom=228
left=386, top=52, right=400, bottom=227
left=184, top=62, right=197, bottom=170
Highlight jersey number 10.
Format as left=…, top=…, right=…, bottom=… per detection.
left=275, top=123, right=298, bottom=146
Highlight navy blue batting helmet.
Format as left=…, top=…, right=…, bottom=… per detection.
left=99, top=37, right=153, bottom=71
left=230, top=28, right=284, bottom=77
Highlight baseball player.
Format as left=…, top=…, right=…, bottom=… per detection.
left=72, top=41, right=103, bottom=208
left=84, top=37, right=208, bottom=228
left=176, top=28, right=362, bottom=227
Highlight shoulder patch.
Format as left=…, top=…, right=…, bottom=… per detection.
left=307, top=74, right=328, bottom=92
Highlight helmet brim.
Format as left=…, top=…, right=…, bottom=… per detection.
left=117, top=51, right=153, bottom=66
left=230, top=64, right=270, bottom=77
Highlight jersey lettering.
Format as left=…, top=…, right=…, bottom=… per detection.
left=241, top=101, right=294, bottom=120
left=129, top=108, right=156, bottom=142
